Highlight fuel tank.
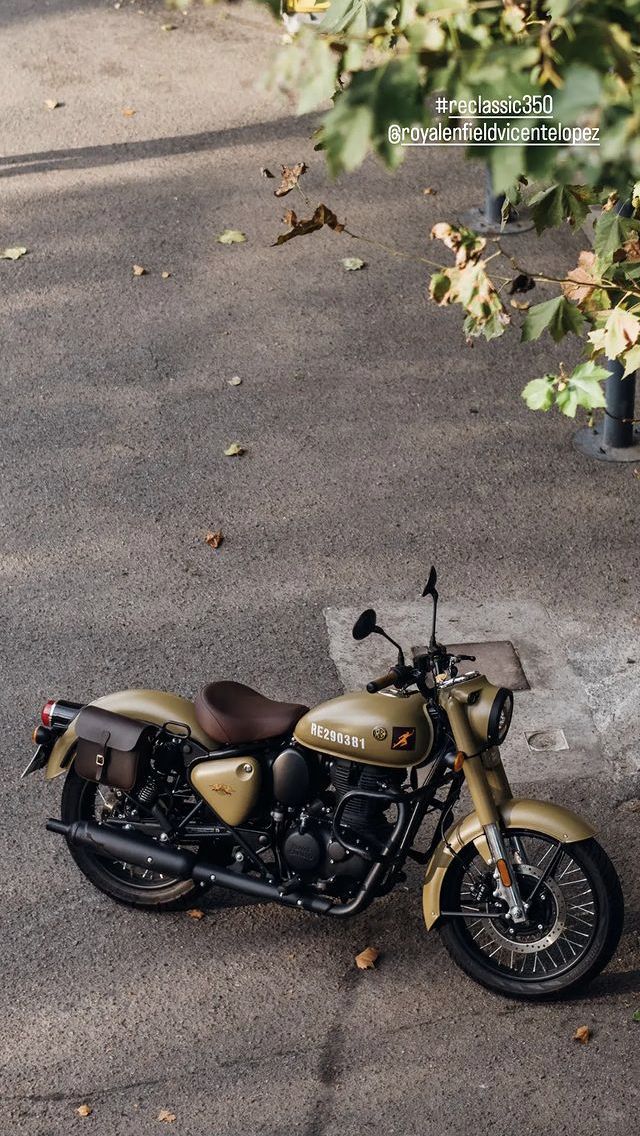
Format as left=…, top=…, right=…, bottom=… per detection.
left=294, top=690, right=434, bottom=769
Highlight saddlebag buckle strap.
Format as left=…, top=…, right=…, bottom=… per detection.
left=74, top=706, right=151, bottom=792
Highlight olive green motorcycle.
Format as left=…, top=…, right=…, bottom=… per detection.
left=26, top=568, right=623, bottom=999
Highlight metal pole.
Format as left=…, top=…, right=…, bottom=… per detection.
left=460, top=169, right=532, bottom=235
left=574, top=200, right=640, bottom=461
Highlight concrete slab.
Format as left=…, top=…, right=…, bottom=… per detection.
left=324, top=598, right=613, bottom=784
left=413, top=639, right=531, bottom=691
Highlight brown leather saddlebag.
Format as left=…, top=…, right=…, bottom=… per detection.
left=74, top=706, right=153, bottom=792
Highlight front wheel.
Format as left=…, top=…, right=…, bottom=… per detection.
left=438, top=830, right=624, bottom=1000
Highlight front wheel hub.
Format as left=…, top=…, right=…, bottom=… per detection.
left=489, top=864, right=567, bottom=953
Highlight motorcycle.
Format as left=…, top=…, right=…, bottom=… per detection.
left=26, top=568, right=623, bottom=999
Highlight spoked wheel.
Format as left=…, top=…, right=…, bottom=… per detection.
left=438, top=829, right=624, bottom=999
left=60, top=767, right=201, bottom=910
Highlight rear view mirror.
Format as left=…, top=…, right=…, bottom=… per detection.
left=352, top=608, right=377, bottom=641
left=422, top=566, right=437, bottom=598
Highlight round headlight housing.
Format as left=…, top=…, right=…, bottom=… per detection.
left=487, top=688, right=514, bottom=746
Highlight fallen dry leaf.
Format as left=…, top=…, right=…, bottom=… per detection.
left=204, top=530, right=223, bottom=549
left=510, top=298, right=530, bottom=311
left=423, top=186, right=437, bottom=195
left=342, top=257, right=366, bottom=271
left=228, top=375, right=242, bottom=386
left=274, top=162, right=307, bottom=198
left=76, top=1104, right=92, bottom=1117
left=161, top=270, right=171, bottom=279
left=573, top=1025, right=591, bottom=1044
left=0, top=246, right=28, bottom=260
left=217, top=229, right=246, bottom=245
left=132, top=264, right=147, bottom=277
left=274, top=203, right=345, bottom=247
left=44, top=98, right=61, bottom=110
left=186, top=908, right=204, bottom=920
left=121, top=107, right=136, bottom=117
left=161, top=23, right=177, bottom=31
left=355, top=946, right=380, bottom=970
left=224, top=442, right=246, bottom=457
left=157, top=1109, right=177, bottom=1123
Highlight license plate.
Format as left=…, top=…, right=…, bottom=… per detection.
left=21, top=746, right=48, bottom=778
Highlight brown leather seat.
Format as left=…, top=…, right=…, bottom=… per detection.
left=194, top=681, right=308, bottom=746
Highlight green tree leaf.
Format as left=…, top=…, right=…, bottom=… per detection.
left=528, top=184, right=594, bottom=234
left=566, top=360, right=609, bottom=409
left=521, top=296, right=585, bottom=343
left=319, top=0, right=366, bottom=33
left=593, top=212, right=640, bottom=273
left=522, top=375, right=555, bottom=411
left=298, top=37, right=340, bottom=115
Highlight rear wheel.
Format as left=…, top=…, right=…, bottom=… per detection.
left=60, top=767, right=201, bottom=910
left=438, top=830, right=624, bottom=999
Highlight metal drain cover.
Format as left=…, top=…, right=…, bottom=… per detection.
left=412, top=640, right=530, bottom=691
left=525, top=729, right=569, bottom=753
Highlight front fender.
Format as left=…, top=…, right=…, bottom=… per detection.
left=422, top=798, right=596, bottom=930
left=45, top=689, right=215, bottom=779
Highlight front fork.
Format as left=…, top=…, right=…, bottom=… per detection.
left=462, top=749, right=527, bottom=923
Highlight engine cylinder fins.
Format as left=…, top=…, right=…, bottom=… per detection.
left=329, top=759, right=405, bottom=837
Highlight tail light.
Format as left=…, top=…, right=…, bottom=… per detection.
left=40, top=699, right=83, bottom=731
left=41, top=700, right=56, bottom=727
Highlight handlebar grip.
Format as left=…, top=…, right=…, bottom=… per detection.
left=366, top=670, right=398, bottom=694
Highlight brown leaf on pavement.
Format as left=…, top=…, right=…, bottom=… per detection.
left=224, top=442, right=246, bottom=457
left=274, top=162, right=307, bottom=198
left=76, top=1105, right=92, bottom=1117
left=157, top=1109, right=177, bottom=1122
left=274, top=203, right=345, bottom=247
left=422, top=186, right=437, bottom=195
left=44, top=98, right=61, bottom=110
left=510, top=299, right=530, bottom=311
left=121, top=107, right=136, bottom=117
left=132, top=264, right=147, bottom=276
left=186, top=909, right=205, bottom=920
left=573, top=1025, right=591, bottom=1044
left=161, top=271, right=171, bottom=279
left=204, top=530, right=223, bottom=549
left=355, top=946, right=380, bottom=970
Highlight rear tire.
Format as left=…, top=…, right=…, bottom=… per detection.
left=60, top=766, right=201, bottom=911
left=438, top=833, right=624, bottom=1000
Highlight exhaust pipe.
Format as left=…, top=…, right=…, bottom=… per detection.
left=47, top=818, right=333, bottom=914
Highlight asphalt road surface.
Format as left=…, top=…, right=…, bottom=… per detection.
left=1, top=3, right=638, bottom=1134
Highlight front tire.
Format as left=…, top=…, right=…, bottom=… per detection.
left=60, top=767, right=200, bottom=910
left=438, top=830, right=624, bottom=1000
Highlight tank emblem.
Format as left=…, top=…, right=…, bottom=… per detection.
left=391, top=727, right=416, bottom=751
left=209, top=782, right=234, bottom=795
left=372, top=727, right=388, bottom=741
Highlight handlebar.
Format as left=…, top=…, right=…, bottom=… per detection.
left=366, top=669, right=399, bottom=694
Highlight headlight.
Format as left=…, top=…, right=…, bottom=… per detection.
left=487, top=688, right=514, bottom=746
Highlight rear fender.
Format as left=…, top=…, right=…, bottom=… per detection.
left=422, top=798, right=596, bottom=930
left=45, top=689, right=215, bottom=780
